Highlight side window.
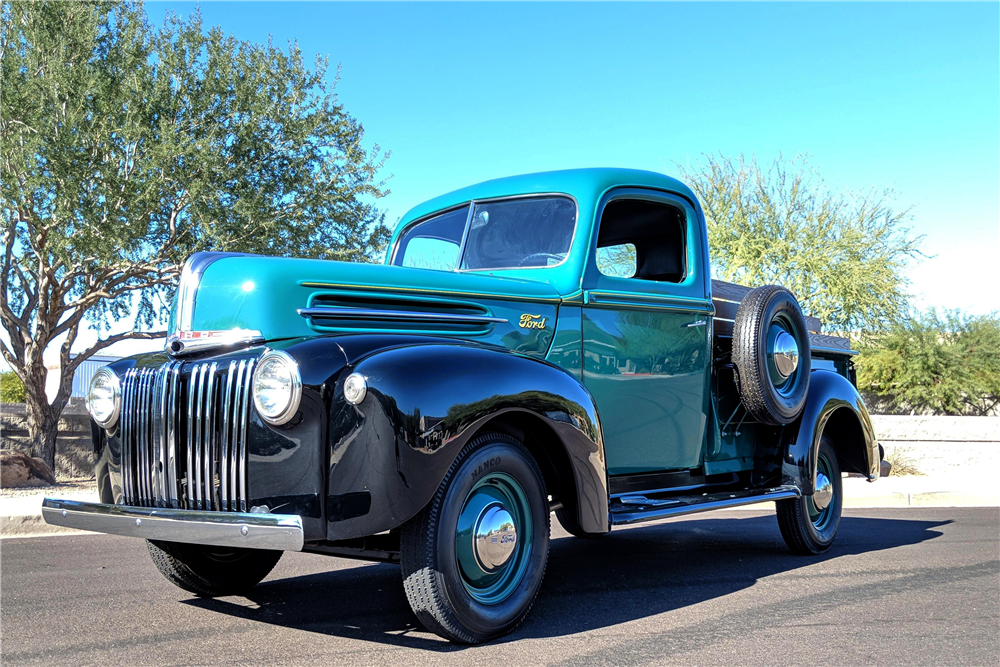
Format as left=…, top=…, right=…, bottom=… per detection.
left=392, top=206, right=469, bottom=270
left=595, top=199, right=685, bottom=283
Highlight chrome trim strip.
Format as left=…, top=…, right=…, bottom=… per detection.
left=221, top=361, right=235, bottom=512
left=297, top=308, right=507, bottom=325
left=42, top=498, right=304, bottom=551
left=166, top=329, right=265, bottom=357
left=238, top=359, right=254, bottom=512
left=586, top=290, right=715, bottom=314
left=610, top=486, right=801, bottom=526
left=300, top=281, right=564, bottom=304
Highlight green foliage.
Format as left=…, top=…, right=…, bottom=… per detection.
left=676, top=154, right=923, bottom=332
left=0, top=370, right=26, bottom=403
left=0, top=0, right=389, bottom=465
left=856, top=311, right=1000, bottom=416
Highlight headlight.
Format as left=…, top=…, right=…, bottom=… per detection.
left=252, top=350, right=302, bottom=425
left=86, top=368, right=121, bottom=428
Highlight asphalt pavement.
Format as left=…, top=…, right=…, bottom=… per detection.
left=2, top=508, right=998, bottom=666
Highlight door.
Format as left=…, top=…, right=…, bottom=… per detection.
left=582, top=190, right=713, bottom=476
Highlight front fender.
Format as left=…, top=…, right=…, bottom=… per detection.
left=325, top=342, right=608, bottom=540
left=781, top=370, right=879, bottom=495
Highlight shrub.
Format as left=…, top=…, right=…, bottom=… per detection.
left=856, top=311, right=1000, bottom=416
left=0, top=371, right=27, bottom=403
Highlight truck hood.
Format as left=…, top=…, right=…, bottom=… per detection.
left=168, top=253, right=563, bottom=358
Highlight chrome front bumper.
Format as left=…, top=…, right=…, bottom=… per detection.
left=42, top=498, right=304, bottom=551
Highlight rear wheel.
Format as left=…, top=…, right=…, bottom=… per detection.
left=776, top=437, right=843, bottom=554
left=400, top=432, right=550, bottom=643
left=147, top=540, right=282, bottom=597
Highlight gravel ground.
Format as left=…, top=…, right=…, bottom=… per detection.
left=1, top=478, right=95, bottom=499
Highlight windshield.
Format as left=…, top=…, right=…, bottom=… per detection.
left=391, top=196, right=576, bottom=271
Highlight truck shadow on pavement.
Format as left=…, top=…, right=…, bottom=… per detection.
left=184, top=514, right=951, bottom=651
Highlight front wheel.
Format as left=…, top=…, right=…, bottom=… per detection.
left=147, top=540, right=282, bottom=597
left=400, top=432, right=550, bottom=643
left=776, top=436, right=843, bottom=554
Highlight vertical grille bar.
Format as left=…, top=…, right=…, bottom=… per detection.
left=135, top=368, right=149, bottom=506
left=230, top=360, right=247, bottom=510
left=166, top=363, right=180, bottom=507
left=120, top=369, right=133, bottom=504
left=220, top=361, right=236, bottom=511
left=194, top=364, right=207, bottom=510
left=238, top=358, right=255, bottom=512
left=204, top=362, right=219, bottom=510
left=150, top=367, right=162, bottom=505
left=139, top=368, right=153, bottom=507
left=136, top=370, right=146, bottom=506
left=127, top=368, right=138, bottom=505
left=186, top=365, right=197, bottom=509
left=156, top=364, right=169, bottom=506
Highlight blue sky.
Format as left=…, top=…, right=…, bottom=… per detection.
left=50, top=1, right=1000, bottom=360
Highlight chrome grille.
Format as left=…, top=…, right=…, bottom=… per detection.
left=119, top=358, right=257, bottom=510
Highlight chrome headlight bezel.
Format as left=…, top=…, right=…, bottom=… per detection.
left=343, top=372, right=368, bottom=405
left=86, top=367, right=122, bottom=429
left=252, top=350, right=302, bottom=426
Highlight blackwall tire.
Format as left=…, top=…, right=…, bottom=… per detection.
left=400, top=432, right=550, bottom=644
left=147, top=540, right=282, bottom=597
left=776, top=437, right=843, bottom=555
left=732, top=285, right=811, bottom=425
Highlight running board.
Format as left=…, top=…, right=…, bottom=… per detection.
left=610, top=485, right=801, bottom=526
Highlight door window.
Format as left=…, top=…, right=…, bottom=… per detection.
left=595, top=199, right=686, bottom=283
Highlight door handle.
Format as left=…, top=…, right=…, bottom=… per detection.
left=683, top=319, right=707, bottom=328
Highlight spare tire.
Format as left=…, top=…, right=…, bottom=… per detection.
left=732, top=285, right=811, bottom=425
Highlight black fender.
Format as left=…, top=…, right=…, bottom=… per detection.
left=324, top=341, right=609, bottom=541
left=781, top=369, right=879, bottom=495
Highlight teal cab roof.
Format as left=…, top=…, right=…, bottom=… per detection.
left=388, top=168, right=699, bottom=296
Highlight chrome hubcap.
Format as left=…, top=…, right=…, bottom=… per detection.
left=772, top=331, right=799, bottom=379
left=455, top=471, right=533, bottom=605
left=813, top=472, right=833, bottom=511
left=473, top=504, right=518, bottom=572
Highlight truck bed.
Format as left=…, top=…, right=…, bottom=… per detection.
left=711, top=280, right=854, bottom=356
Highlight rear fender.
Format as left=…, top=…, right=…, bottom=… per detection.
left=326, top=342, right=608, bottom=540
left=781, top=370, right=879, bottom=494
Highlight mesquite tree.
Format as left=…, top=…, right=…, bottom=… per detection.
left=677, top=154, right=923, bottom=332
left=1, top=1, right=390, bottom=471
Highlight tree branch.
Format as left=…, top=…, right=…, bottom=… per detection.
left=64, top=330, right=166, bottom=375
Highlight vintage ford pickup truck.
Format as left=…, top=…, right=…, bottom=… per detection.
left=45, top=168, right=884, bottom=643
